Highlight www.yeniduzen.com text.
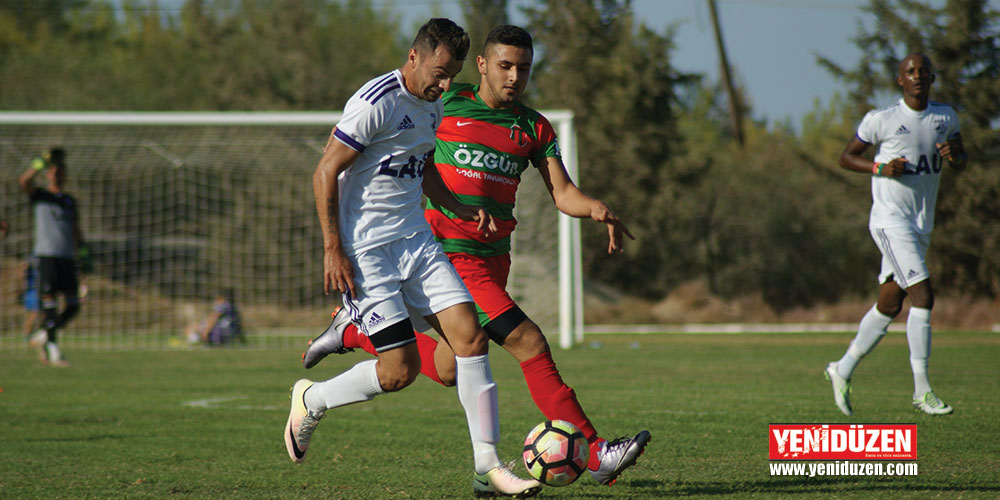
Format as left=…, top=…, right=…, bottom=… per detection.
left=770, top=461, right=918, bottom=477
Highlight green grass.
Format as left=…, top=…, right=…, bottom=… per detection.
left=1, top=332, right=998, bottom=499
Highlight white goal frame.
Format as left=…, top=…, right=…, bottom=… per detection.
left=0, top=111, right=584, bottom=349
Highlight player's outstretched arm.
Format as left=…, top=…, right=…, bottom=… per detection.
left=422, top=160, right=497, bottom=236
left=18, top=156, right=48, bottom=195
left=536, top=156, right=634, bottom=254
left=937, top=133, right=968, bottom=171
left=313, top=130, right=360, bottom=298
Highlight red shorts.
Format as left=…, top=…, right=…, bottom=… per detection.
left=446, top=252, right=515, bottom=327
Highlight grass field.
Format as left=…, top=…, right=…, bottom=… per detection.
left=2, top=331, right=998, bottom=499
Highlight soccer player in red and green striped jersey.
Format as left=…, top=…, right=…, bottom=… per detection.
left=304, top=25, right=650, bottom=489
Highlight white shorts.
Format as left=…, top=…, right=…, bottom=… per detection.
left=342, top=231, right=472, bottom=351
left=870, top=226, right=931, bottom=289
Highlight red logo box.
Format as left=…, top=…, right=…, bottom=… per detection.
left=769, top=424, right=917, bottom=460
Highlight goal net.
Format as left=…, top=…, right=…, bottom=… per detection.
left=0, top=112, right=582, bottom=351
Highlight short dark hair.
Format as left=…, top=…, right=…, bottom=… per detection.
left=48, top=148, right=66, bottom=167
left=483, top=25, right=533, bottom=55
left=412, top=18, right=470, bottom=61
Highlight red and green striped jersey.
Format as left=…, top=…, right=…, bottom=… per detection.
left=426, top=82, right=561, bottom=256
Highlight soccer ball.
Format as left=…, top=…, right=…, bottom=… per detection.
left=522, top=420, right=589, bottom=486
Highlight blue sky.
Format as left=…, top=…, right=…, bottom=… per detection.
left=386, top=0, right=995, bottom=129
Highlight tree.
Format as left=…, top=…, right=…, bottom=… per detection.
left=461, top=0, right=508, bottom=53
left=522, top=0, right=700, bottom=298
left=0, top=0, right=409, bottom=111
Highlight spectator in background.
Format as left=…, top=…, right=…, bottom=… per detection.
left=186, top=289, right=245, bottom=346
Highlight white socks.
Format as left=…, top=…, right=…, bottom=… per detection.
left=455, top=354, right=502, bottom=474
left=838, top=304, right=892, bottom=380
left=301, top=354, right=504, bottom=474
left=45, top=342, right=62, bottom=362
left=837, top=304, right=935, bottom=397
left=906, top=307, right=933, bottom=397
left=305, top=359, right=384, bottom=412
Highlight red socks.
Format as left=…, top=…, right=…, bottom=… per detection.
left=414, top=332, right=445, bottom=386
left=342, top=323, right=446, bottom=386
left=341, top=323, right=372, bottom=352
left=519, top=351, right=603, bottom=469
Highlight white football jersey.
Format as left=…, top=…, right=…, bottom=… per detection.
left=856, top=98, right=960, bottom=234
left=332, top=69, right=443, bottom=255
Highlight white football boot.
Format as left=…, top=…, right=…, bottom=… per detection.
left=589, top=430, right=651, bottom=485
left=284, top=379, right=325, bottom=463
left=302, top=307, right=354, bottom=369
left=824, top=362, right=853, bottom=416
left=913, top=391, right=953, bottom=415
left=45, top=342, right=69, bottom=367
left=472, top=464, right=542, bottom=498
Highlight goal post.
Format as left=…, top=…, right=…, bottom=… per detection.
left=548, top=111, right=585, bottom=350
left=0, top=111, right=583, bottom=351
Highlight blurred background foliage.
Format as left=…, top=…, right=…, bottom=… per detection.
left=1, top=0, right=997, bottom=312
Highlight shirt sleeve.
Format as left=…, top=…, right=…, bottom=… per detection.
left=333, top=91, right=392, bottom=153
left=530, top=115, right=562, bottom=168
left=855, top=110, right=880, bottom=145
left=947, top=108, right=961, bottom=140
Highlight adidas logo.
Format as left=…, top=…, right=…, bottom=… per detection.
left=397, top=115, right=415, bottom=130
left=907, top=269, right=919, bottom=278
left=368, top=312, right=386, bottom=327
left=896, top=124, right=910, bottom=135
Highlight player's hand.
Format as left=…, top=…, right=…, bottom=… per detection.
left=936, top=141, right=964, bottom=164
left=323, top=248, right=356, bottom=298
left=455, top=205, right=498, bottom=238
left=591, top=202, right=635, bottom=254
left=30, top=156, right=47, bottom=171
left=882, top=157, right=907, bottom=177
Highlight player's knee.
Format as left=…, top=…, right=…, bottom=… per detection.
left=379, top=363, right=420, bottom=392
left=876, top=302, right=903, bottom=318
left=503, top=321, right=549, bottom=361
left=911, top=295, right=934, bottom=310
left=484, top=306, right=529, bottom=347
left=908, top=285, right=934, bottom=309
left=451, top=329, right=490, bottom=357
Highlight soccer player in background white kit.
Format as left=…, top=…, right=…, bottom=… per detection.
left=824, top=53, right=967, bottom=416
left=283, top=18, right=541, bottom=497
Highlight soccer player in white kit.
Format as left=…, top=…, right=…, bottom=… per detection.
left=283, top=18, right=541, bottom=497
left=824, top=53, right=967, bottom=416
